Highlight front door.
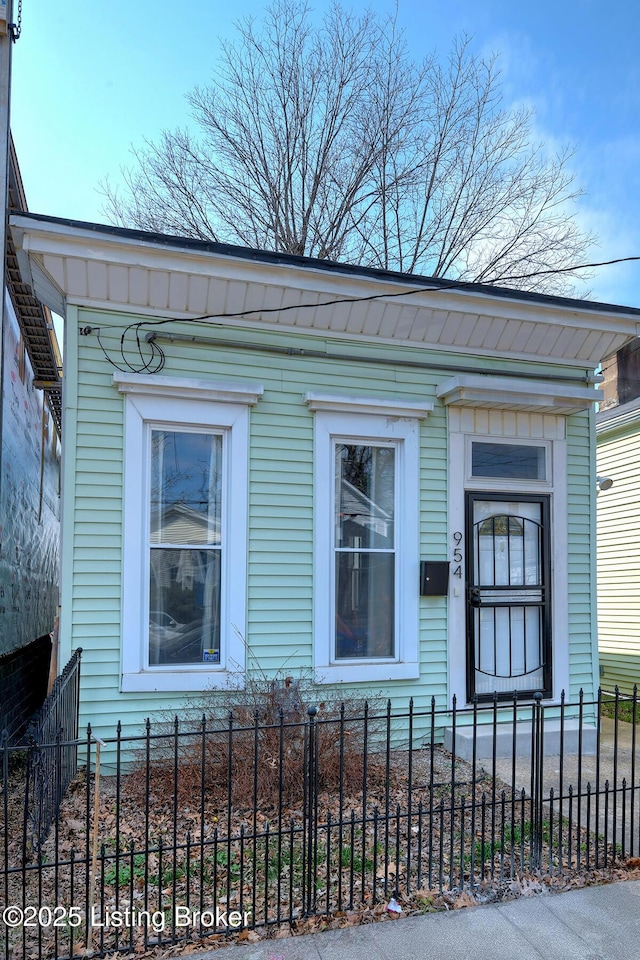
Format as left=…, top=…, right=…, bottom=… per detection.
left=466, top=493, right=551, bottom=701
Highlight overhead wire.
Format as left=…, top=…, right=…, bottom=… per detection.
left=83, top=254, right=640, bottom=375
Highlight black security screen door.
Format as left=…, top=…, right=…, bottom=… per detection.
left=466, top=493, right=551, bottom=701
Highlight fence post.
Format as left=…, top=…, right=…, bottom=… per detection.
left=632, top=685, right=637, bottom=858
left=86, top=735, right=105, bottom=954
left=23, top=735, right=37, bottom=858
left=531, top=692, right=544, bottom=869
left=305, top=705, right=318, bottom=917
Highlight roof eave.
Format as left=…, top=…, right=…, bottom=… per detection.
left=10, top=212, right=640, bottom=372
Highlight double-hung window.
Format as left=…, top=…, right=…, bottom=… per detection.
left=335, top=442, right=396, bottom=660
left=307, top=394, right=431, bottom=683
left=149, top=428, right=223, bottom=667
left=116, top=373, right=263, bottom=692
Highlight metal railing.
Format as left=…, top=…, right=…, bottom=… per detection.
left=0, top=685, right=638, bottom=959
left=3, top=648, right=82, bottom=859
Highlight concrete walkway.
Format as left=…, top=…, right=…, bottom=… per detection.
left=488, top=718, right=638, bottom=844
left=192, top=880, right=640, bottom=960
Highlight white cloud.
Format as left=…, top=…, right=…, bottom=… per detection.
left=475, top=29, right=640, bottom=307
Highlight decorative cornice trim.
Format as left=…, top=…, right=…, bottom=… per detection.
left=114, top=372, right=264, bottom=406
left=304, top=391, right=433, bottom=418
left=436, top=374, right=602, bottom=416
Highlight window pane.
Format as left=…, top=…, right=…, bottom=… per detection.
left=475, top=501, right=542, bottom=587
left=150, top=431, right=222, bottom=544
left=471, top=442, right=546, bottom=480
left=149, top=549, right=221, bottom=665
left=335, top=444, right=395, bottom=549
left=335, top=552, right=394, bottom=658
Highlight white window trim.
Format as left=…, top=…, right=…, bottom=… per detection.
left=312, top=409, right=420, bottom=683
left=465, top=436, right=553, bottom=488
left=117, top=375, right=261, bottom=692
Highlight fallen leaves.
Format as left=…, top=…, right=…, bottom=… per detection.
left=5, top=745, right=640, bottom=960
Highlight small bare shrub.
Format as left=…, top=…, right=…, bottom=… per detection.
left=123, top=673, right=391, bottom=813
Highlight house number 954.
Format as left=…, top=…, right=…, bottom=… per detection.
left=452, top=531, right=463, bottom=578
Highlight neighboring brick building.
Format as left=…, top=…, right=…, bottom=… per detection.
left=600, top=338, right=640, bottom=410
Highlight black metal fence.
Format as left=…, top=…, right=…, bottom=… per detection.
left=3, top=648, right=82, bottom=860
left=1, top=685, right=638, bottom=960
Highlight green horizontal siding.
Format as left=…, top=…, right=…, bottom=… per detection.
left=566, top=413, right=597, bottom=700
left=65, top=306, right=598, bottom=737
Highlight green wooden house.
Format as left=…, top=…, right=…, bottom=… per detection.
left=11, top=212, right=640, bottom=738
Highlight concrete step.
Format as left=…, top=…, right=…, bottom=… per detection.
left=443, top=719, right=598, bottom=760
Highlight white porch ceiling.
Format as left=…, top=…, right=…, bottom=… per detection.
left=11, top=214, right=640, bottom=369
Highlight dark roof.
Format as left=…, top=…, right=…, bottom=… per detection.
left=7, top=149, right=62, bottom=432
left=14, top=210, right=640, bottom=320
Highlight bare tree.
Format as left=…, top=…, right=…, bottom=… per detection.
left=102, top=0, right=593, bottom=294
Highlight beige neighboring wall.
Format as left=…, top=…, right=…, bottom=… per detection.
left=596, top=398, right=640, bottom=695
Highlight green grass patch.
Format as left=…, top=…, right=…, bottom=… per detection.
left=104, top=853, right=146, bottom=886
left=600, top=698, right=639, bottom=724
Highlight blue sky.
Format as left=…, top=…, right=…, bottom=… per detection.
left=9, top=0, right=640, bottom=306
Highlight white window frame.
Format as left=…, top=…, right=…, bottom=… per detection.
left=465, top=437, right=553, bottom=488
left=115, top=373, right=262, bottom=692
left=311, top=403, right=425, bottom=683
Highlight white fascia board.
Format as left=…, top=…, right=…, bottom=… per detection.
left=437, top=374, right=603, bottom=414
left=11, top=215, right=640, bottom=337
left=14, top=241, right=66, bottom=317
